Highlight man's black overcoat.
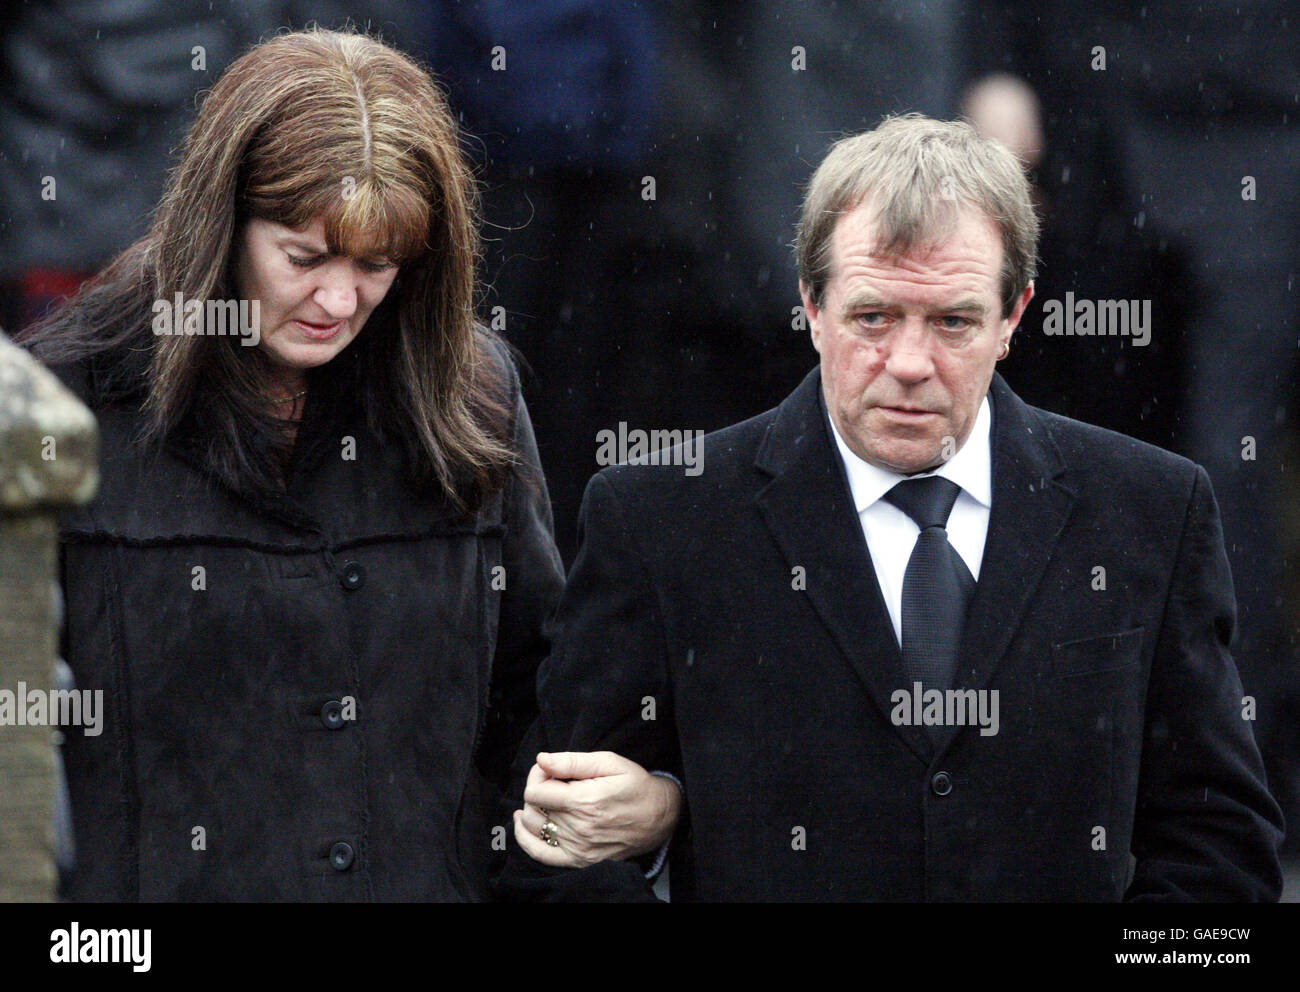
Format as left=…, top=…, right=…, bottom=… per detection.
left=506, top=367, right=1284, bottom=901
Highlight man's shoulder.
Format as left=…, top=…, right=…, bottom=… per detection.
left=1024, top=399, right=1202, bottom=495
left=590, top=403, right=780, bottom=503
left=585, top=377, right=1211, bottom=515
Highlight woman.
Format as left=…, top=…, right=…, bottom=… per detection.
left=24, top=28, right=674, bottom=900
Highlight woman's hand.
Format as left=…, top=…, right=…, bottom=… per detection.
left=513, top=751, right=682, bottom=868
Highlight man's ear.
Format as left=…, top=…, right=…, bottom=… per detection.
left=1003, top=281, right=1035, bottom=342
left=998, top=280, right=1040, bottom=356
left=800, top=281, right=823, bottom=352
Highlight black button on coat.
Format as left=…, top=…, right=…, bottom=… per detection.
left=53, top=339, right=564, bottom=901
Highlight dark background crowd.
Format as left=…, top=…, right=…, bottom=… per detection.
left=2, top=0, right=1296, bottom=867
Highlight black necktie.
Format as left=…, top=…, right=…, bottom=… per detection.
left=883, top=476, right=975, bottom=691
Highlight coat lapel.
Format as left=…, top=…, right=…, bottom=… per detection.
left=754, top=368, right=931, bottom=762
left=754, top=368, right=1076, bottom=763
left=933, top=372, right=1076, bottom=755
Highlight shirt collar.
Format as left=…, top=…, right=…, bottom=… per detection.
left=825, top=392, right=993, bottom=513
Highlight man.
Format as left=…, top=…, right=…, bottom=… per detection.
left=503, top=115, right=1284, bottom=901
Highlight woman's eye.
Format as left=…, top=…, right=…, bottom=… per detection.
left=286, top=252, right=394, bottom=273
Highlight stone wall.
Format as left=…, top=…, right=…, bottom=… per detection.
left=0, top=331, right=97, bottom=901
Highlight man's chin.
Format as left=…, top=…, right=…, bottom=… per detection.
left=862, top=440, right=947, bottom=475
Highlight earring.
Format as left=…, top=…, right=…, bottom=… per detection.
left=997, top=341, right=1010, bottom=360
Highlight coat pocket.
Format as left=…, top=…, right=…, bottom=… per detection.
left=1050, top=626, right=1144, bottom=678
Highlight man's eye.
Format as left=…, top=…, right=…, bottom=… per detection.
left=856, top=312, right=886, bottom=326
left=938, top=315, right=970, bottom=330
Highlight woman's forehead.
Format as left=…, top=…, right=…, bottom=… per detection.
left=323, top=193, right=428, bottom=260
left=255, top=198, right=425, bottom=260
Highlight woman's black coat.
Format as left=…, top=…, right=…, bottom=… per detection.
left=53, top=340, right=564, bottom=900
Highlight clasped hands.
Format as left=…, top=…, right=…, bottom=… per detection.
left=513, top=751, right=682, bottom=868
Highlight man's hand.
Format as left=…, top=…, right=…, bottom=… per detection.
left=512, top=751, right=682, bottom=868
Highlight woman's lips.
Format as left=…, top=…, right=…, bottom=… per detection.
left=293, top=318, right=343, bottom=341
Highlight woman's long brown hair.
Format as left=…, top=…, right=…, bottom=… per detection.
left=22, top=28, right=512, bottom=512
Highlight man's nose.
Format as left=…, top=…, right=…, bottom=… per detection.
left=883, top=320, right=934, bottom=382
left=313, top=266, right=358, bottom=319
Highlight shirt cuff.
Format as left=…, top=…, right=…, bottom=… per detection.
left=644, top=771, right=683, bottom=880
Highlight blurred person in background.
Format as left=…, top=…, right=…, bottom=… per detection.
left=963, top=0, right=1300, bottom=852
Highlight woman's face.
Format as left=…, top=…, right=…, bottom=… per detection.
left=233, top=216, right=399, bottom=376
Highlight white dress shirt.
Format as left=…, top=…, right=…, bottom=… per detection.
left=826, top=394, right=994, bottom=648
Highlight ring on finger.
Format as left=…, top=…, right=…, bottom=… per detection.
left=539, top=819, right=560, bottom=847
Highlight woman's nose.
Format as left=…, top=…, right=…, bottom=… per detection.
left=313, top=268, right=357, bottom=319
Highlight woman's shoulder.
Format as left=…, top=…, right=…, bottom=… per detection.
left=0, top=330, right=93, bottom=408
left=39, top=351, right=148, bottom=419
left=40, top=357, right=95, bottom=406
left=474, top=325, right=522, bottom=399
left=472, top=325, right=528, bottom=446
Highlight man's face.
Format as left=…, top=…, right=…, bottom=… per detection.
left=803, top=201, right=1032, bottom=474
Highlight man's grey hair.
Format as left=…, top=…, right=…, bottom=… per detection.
left=796, top=114, right=1040, bottom=317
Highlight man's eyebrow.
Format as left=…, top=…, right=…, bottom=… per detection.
left=840, top=293, right=891, bottom=314
left=838, top=294, right=990, bottom=318
left=942, top=299, right=989, bottom=317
